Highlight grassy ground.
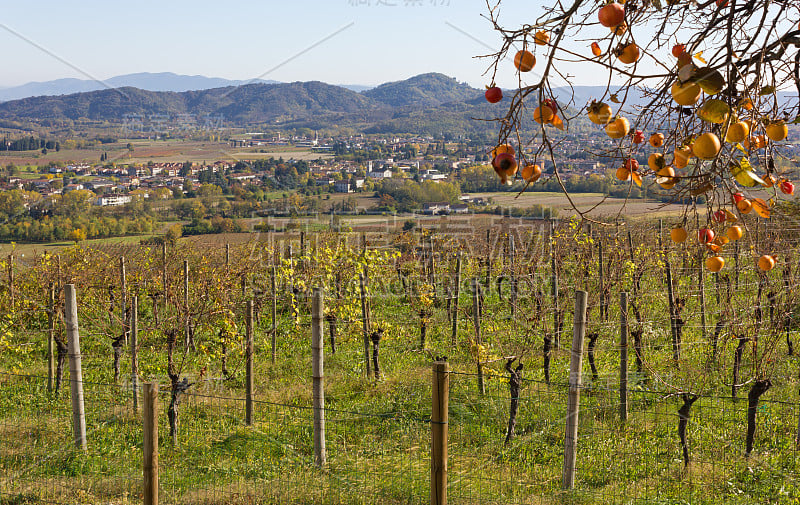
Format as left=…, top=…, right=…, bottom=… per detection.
left=1, top=224, right=799, bottom=503
left=470, top=191, right=687, bottom=218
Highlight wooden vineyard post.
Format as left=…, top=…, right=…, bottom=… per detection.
left=698, top=252, right=707, bottom=341
left=509, top=232, right=517, bottom=319
left=598, top=234, right=605, bottom=320
left=484, top=229, right=491, bottom=298
left=183, top=260, right=191, bottom=350
left=143, top=382, right=159, bottom=505
left=359, top=272, right=371, bottom=378
left=271, top=265, right=277, bottom=364
left=64, top=284, right=87, bottom=450
left=660, top=220, right=680, bottom=364
left=225, top=243, right=230, bottom=272
left=161, top=242, right=167, bottom=318
left=619, top=292, right=629, bottom=423
left=431, top=360, right=449, bottom=505
left=471, top=278, right=485, bottom=395
left=551, top=222, right=561, bottom=349
left=734, top=240, right=740, bottom=291
left=312, top=288, right=326, bottom=467
left=245, top=300, right=254, bottom=425
left=120, top=256, right=127, bottom=345
left=131, top=296, right=139, bottom=412
left=47, top=282, right=55, bottom=394
left=429, top=234, right=436, bottom=299
left=7, top=254, right=13, bottom=307
left=562, top=290, right=588, bottom=490
left=451, top=253, right=462, bottom=345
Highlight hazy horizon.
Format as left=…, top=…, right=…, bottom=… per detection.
left=0, top=0, right=600, bottom=91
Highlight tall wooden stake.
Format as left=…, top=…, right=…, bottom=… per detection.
left=562, top=290, right=588, bottom=490
left=7, top=254, right=13, bottom=307
left=431, top=360, right=449, bottom=505
left=271, top=265, right=277, bottom=364
left=660, top=220, right=680, bottom=363
left=471, top=278, right=485, bottom=394
left=551, top=223, right=561, bottom=349
left=429, top=234, right=436, bottom=297
left=312, top=288, right=326, bottom=467
left=161, top=242, right=167, bottom=318
left=599, top=233, right=607, bottom=320
left=183, top=260, right=191, bottom=350
left=143, top=382, right=159, bottom=505
left=245, top=300, right=254, bottom=425
left=47, top=282, right=55, bottom=394
left=120, top=256, right=127, bottom=345
left=225, top=243, right=230, bottom=272
left=451, top=253, right=462, bottom=345
left=509, top=233, right=517, bottom=319
left=131, top=295, right=139, bottom=412
left=698, top=252, right=707, bottom=341
left=619, top=292, right=629, bottom=423
left=65, top=284, right=86, bottom=450
left=359, top=272, right=371, bottom=378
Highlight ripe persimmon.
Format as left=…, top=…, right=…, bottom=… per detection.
left=598, top=3, right=625, bottom=27
left=706, top=256, right=725, bottom=272
left=521, top=163, right=542, bottom=182
left=671, top=81, right=701, bottom=106
left=493, top=153, right=518, bottom=183
left=514, top=50, right=536, bottom=72
left=692, top=132, right=721, bottom=160
left=534, top=30, right=550, bottom=45
left=648, top=153, right=665, bottom=171
left=673, top=146, right=692, bottom=168
left=491, top=144, right=514, bottom=157
left=616, top=43, right=640, bottom=64
left=726, top=225, right=743, bottom=241
left=605, top=116, right=630, bottom=139
left=736, top=199, right=753, bottom=214
left=725, top=121, right=749, bottom=143
left=758, top=255, right=776, bottom=272
left=534, top=105, right=555, bottom=124
left=765, top=120, right=788, bottom=141
left=649, top=133, right=665, bottom=147
left=670, top=227, right=688, bottom=243
left=587, top=101, right=613, bottom=124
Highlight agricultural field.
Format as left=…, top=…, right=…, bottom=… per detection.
left=469, top=191, right=687, bottom=218
left=0, top=139, right=329, bottom=167
left=1, top=215, right=800, bottom=504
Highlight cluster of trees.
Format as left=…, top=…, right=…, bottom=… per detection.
left=0, top=213, right=156, bottom=242
left=0, top=189, right=156, bottom=242
left=374, top=179, right=461, bottom=213
left=183, top=216, right=246, bottom=236
left=457, top=164, right=662, bottom=200
left=2, top=136, right=60, bottom=152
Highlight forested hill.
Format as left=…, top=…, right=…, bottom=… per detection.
left=0, top=73, right=602, bottom=137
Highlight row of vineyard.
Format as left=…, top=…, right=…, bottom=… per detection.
left=2, top=215, right=800, bottom=504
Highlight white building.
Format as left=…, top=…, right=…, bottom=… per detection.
left=420, top=169, right=447, bottom=181
left=96, top=194, right=132, bottom=206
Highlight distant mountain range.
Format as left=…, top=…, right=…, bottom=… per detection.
left=0, top=73, right=509, bottom=136
left=0, top=73, right=794, bottom=137
left=0, top=72, right=373, bottom=102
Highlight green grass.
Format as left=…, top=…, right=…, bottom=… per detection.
left=2, top=227, right=800, bottom=504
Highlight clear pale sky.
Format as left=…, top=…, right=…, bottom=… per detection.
left=0, top=0, right=579, bottom=89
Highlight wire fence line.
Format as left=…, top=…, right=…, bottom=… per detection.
left=2, top=363, right=800, bottom=504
